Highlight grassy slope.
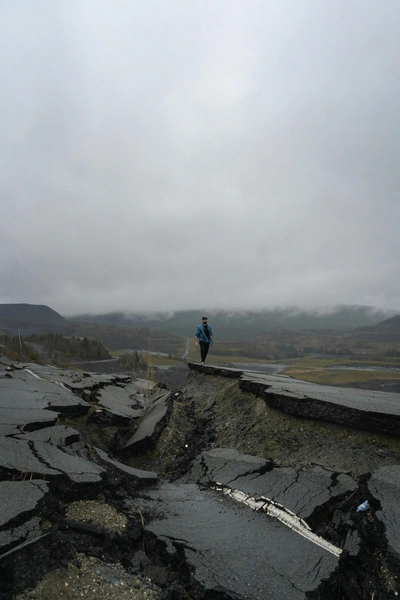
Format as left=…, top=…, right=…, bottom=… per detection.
left=282, top=365, right=400, bottom=386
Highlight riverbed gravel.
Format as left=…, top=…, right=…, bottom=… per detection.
left=15, top=554, right=159, bottom=600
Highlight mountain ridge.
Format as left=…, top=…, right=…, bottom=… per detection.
left=69, top=305, right=398, bottom=341
left=1, top=303, right=398, bottom=348
left=0, top=303, right=67, bottom=323
left=0, top=303, right=72, bottom=336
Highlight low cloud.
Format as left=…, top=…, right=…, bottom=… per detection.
left=1, top=1, right=399, bottom=316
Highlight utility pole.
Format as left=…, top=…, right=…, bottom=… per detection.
left=18, top=328, right=23, bottom=356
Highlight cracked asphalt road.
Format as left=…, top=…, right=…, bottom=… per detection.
left=2, top=357, right=400, bottom=599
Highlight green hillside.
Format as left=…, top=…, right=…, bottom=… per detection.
left=0, top=303, right=67, bottom=324
left=0, top=303, right=73, bottom=336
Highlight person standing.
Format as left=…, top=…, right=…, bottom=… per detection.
left=194, top=316, right=213, bottom=364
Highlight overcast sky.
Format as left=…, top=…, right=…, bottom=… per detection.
left=1, top=1, right=399, bottom=317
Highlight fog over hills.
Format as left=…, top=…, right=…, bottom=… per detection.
left=1, top=303, right=398, bottom=345
left=369, top=314, right=400, bottom=332
left=70, top=305, right=397, bottom=342
left=2, top=303, right=400, bottom=366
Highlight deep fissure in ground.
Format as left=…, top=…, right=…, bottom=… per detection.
left=2, top=371, right=400, bottom=599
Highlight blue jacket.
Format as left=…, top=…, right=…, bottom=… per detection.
left=195, top=323, right=213, bottom=344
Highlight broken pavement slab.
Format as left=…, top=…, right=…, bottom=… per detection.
left=138, top=481, right=339, bottom=600
left=2, top=354, right=400, bottom=599
left=180, top=447, right=358, bottom=524
left=140, top=449, right=353, bottom=597
left=0, top=407, right=57, bottom=436
left=95, top=383, right=146, bottom=422
left=0, top=427, right=105, bottom=483
left=369, top=465, right=400, bottom=559
left=0, top=361, right=162, bottom=489
left=0, top=480, right=49, bottom=528
left=189, top=363, right=400, bottom=435
left=0, top=436, right=61, bottom=476
left=94, top=447, right=158, bottom=484
left=20, top=362, right=129, bottom=390
left=0, top=480, right=50, bottom=557
left=0, top=368, right=89, bottom=432
left=15, top=424, right=81, bottom=446
left=122, top=389, right=173, bottom=452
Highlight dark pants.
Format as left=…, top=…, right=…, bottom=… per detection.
left=199, top=341, right=210, bottom=363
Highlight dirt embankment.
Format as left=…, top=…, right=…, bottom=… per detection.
left=137, top=372, right=400, bottom=480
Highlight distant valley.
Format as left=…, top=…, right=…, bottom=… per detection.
left=1, top=303, right=400, bottom=367
left=2, top=302, right=400, bottom=391
left=69, top=305, right=397, bottom=341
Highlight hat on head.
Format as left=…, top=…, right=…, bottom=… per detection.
left=202, top=316, right=207, bottom=319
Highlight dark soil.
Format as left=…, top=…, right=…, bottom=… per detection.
left=141, top=372, right=400, bottom=480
